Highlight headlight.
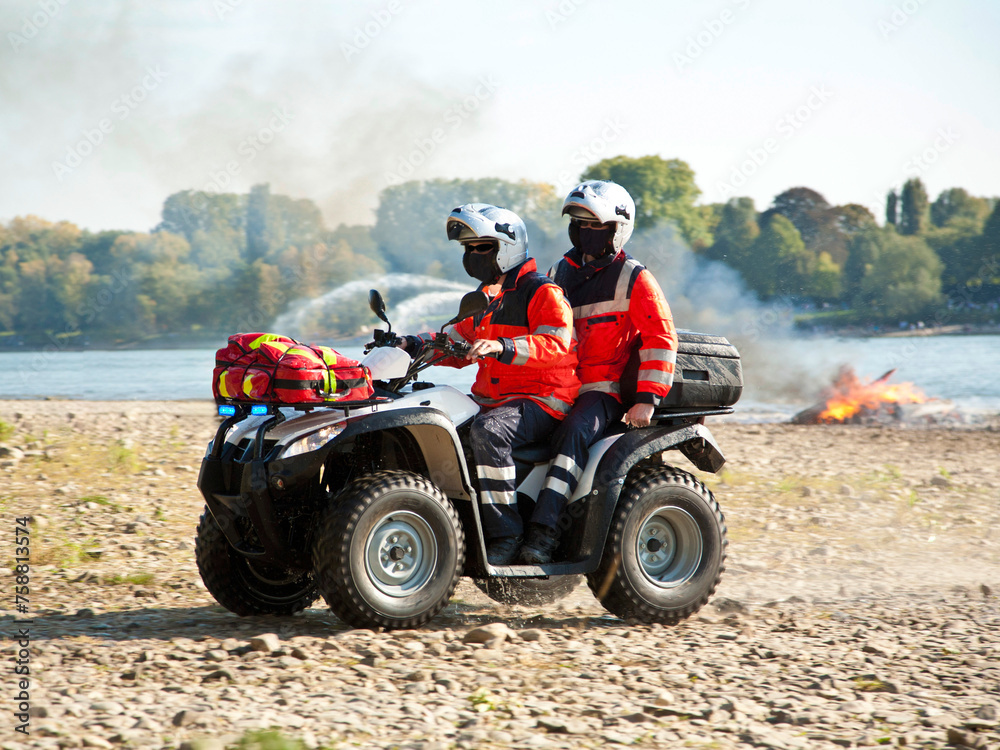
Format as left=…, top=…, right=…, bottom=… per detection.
left=281, top=423, right=346, bottom=459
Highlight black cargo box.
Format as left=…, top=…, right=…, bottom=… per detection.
left=622, top=330, right=742, bottom=408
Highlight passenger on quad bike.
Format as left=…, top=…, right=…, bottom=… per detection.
left=517, top=180, right=679, bottom=564
left=399, top=203, right=580, bottom=565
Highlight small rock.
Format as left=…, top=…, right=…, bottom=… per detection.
left=712, top=597, right=747, bottom=614
left=75, top=608, right=96, bottom=618
left=800, top=486, right=815, bottom=497
left=975, top=705, right=997, bottom=722
left=249, top=633, right=282, bottom=653
left=172, top=709, right=210, bottom=727
left=930, top=475, right=950, bottom=487
left=839, top=484, right=855, bottom=496
left=464, top=623, right=512, bottom=645
left=81, top=737, right=113, bottom=749
left=537, top=717, right=590, bottom=734
left=518, top=629, right=545, bottom=642
left=0, top=445, right=25, bottom=460
left=202, top=669, right=235, bottom=683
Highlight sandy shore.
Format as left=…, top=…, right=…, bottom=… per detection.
left=2, top=400, right=999, bottom=750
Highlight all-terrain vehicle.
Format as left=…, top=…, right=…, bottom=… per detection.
left=195, top=290, right=743, bottom=629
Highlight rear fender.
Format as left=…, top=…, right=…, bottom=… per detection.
left=555, top=423, right=726, bottom=570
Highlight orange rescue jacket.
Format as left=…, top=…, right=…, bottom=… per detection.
left=549, top=249, right=678, bottom=406
left=414, top=259, right=580, bottom=419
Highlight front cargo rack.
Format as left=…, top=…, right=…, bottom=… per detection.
left=215, top=395, right=394, bottom=419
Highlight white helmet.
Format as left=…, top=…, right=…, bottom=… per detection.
left=562, top=180, right=636, bottom=253
left=446, top=203, right=529, bottom=274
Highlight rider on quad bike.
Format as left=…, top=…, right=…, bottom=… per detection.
left=518, top=180, right=679, bottom=564
left=400, top=203, right=580, bottom=565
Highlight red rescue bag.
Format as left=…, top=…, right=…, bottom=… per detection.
left=213, top=333, right=373, bottom=404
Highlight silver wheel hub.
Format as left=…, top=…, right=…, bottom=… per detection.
left=636, top=507, right=702, bottom=588
left=365, top=511, right=437, bottom=598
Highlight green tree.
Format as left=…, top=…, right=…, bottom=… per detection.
left=886, top=190, right=898, bottom=226
left=858, top=230, right=943, bottom=318
left=898, top=178, right=930, bottom=235
left=581, top=155, right=710, bottom=248
left=762, top=187, right=847, bottom=266
left=843, top=225, right=883, bottom=300
left=741, top=214, right=812, bottom=298
left=703, top=197, right=758, bottom=269
left=930, top=188, right=991, bottom=229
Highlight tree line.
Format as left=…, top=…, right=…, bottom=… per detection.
left=1, top=157, right=998, bottom=346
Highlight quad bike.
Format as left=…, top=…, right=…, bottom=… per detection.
left=195, top=290, right=743, bottom=629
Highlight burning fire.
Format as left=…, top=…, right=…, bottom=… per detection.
left=817, top=366, right=927, bottom=423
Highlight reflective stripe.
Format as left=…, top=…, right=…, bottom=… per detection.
left=550, top=453, right=583, bottom=480
left=480, top=489, right=516, bottom=506
left=639, top=348, right=678, bottom=364
left=534, top=394, right=572, bottom=414
left=573, top=299, right=630, bottom=319
left=533, top=324, right=572, bottom=344
left=477, top=464, right=516, bottom=481
left=615, top=258, right=642, bottom=302
left=473, top=393, right=573, bottom=415
left=540, top=476, right=571, bottom=496
left=579, top=380, right=620, bottom=395
left=638, top=369, right=676, bottom=386
left=512, top=338, right=530, bottom=366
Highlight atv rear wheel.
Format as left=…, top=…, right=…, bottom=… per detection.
left=313, top=471, right=465, bottom=630
left=587, top=468, right=726, bottom=624
left=195, top=509, right=318, bottom=616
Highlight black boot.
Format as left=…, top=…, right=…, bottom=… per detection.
left=486, top=535, right=523, bottom=565
left=519, top=523, right=560, bottom=564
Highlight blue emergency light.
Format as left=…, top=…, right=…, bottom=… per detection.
left=218, top=404, right=237, bottom=417
left=250, top=404, right=269, bottom=416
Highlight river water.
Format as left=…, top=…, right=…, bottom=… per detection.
left=1, top=335, right=997, bottom=422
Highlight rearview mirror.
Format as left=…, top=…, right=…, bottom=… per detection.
left=441, top=291, right=489, bottom=332
left=368, top=289, right=391, bottom=328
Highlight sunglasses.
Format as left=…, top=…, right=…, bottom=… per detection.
left=572, top=219, right=609, bottom=230
left=464, top=241, right=497, bottom=253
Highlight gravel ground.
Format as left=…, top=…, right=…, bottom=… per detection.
left=1, top=400, right=999, bottom=750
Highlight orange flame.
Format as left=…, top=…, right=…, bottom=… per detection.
left=818, top=366, right=928, bottom=423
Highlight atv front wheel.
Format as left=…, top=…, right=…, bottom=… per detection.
left=195, top=509, right=318, bottom=616
left=313, top=471, right=465, bottom=630
left=587, top=469, right=726, bottom=624
left=473, top=575, right=582, bottom=606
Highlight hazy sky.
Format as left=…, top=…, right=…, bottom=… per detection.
left=2, top=0, right=999, bottom=233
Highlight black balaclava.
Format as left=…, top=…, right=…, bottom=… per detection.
left=463, top=248, right=502, bottom=285
left=569, top=223, right=616, bottom=260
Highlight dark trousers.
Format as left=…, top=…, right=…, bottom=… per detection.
left=531, top=390, right=624, bottom=531
left=469, top=398, right=560, bottom=539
